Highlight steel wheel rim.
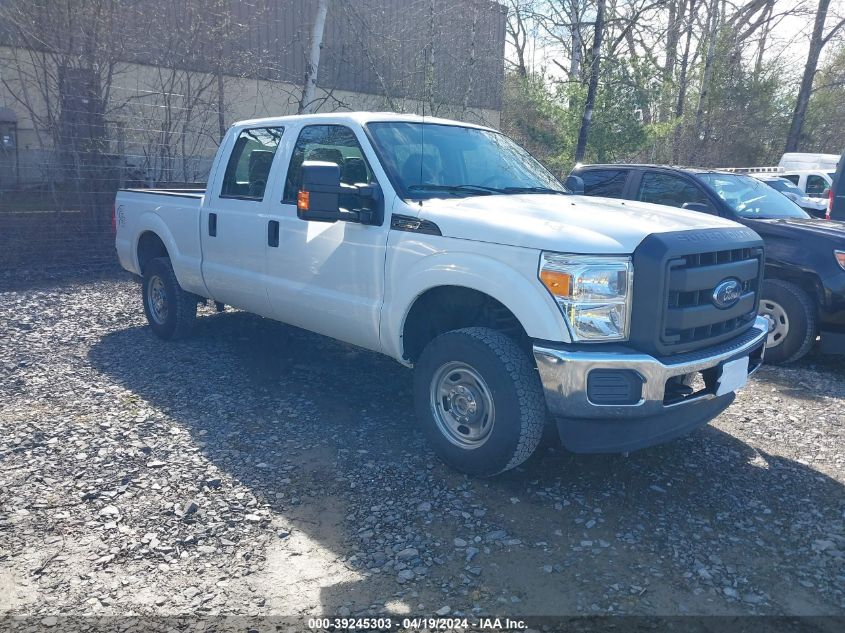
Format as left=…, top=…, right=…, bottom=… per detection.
left=147, top=275, right=169, bottom=325
left=430, top=361, right=495, bottom=449
left=760, top=299, right=789, bottom=349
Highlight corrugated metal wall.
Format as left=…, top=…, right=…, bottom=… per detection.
left=0, top=0, right=505, bottom=109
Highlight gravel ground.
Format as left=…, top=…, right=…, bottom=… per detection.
left=1, top=274, right=844, bottom=622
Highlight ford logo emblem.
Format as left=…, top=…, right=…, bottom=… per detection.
left=712, top=278, right=742, bottom=309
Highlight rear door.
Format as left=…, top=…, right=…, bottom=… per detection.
left=200, top=126, right=285, bottom=315
left=631, top=170, right=719, bottom=215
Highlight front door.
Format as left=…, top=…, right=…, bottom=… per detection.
left=633, top=170, right=717, bottom=214
left=264, top=123, right=390, bottom=351
left=200, top=126, right=285, bottom=315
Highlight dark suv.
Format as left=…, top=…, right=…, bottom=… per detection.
left=569, top=164, right=845, bottom=363
left=831, top=151, right=844, bottom=221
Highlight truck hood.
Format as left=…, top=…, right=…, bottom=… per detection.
left=417, top=194, right=744, bottom=254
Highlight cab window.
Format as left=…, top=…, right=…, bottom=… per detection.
left=283, top=125, right=374, bottom=203
left=806, top=174, right=828, bottom=196
left=580, top=169, right=628, bottom=198
left=637, top=172, right=712, bottom=211
left=220, top=127, right=284, bottom=200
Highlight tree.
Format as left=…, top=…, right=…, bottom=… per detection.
left=505, top=0, right=537, bottom=78
left=803, top=44, right=845, bottom=151
left=785, top=0, right=845, bottom=152
left=299, top=0, right=330, bottom=114
left=574, top=0, right=605, bottom=162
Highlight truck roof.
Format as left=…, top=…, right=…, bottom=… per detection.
left=232, top=111, right=495, bottom=132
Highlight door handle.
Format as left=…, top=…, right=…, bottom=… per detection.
left=208, top=213, right=217, bottom=237
left=268, top=220, right=279, bottom=247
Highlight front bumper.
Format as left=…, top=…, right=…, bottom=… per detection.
left=533, top=316, right=768, bottom=453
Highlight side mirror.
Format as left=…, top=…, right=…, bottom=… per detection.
left=681, top=202, right=711, bottom=213
left=564, top=174, right=585, bottom=195
left=297, top=161, right=383, bottom=225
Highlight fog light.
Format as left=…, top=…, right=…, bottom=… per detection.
left=587, top=370, right=643, bottom=405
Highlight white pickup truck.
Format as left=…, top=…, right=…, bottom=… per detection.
left=115, top=112, right=768, bottom=476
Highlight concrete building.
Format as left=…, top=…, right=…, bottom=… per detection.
left=0, top=0, right=506, bottom=188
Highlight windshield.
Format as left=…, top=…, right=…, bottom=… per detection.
left=764, top=179, right=804, bottom=196
left=367, top=122, right=566, bottom=199
left=696, top=173, right=810, bottom=219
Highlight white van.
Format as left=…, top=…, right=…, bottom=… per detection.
left=778, top=152, right=840, bottom=171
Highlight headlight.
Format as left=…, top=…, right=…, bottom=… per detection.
left=539, top=253, right=633, bottom=341
left=836, top=250, right=845, bottom=270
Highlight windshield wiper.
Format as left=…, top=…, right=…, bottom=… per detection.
left=407, top=184, right=503, bottom=196
left=502, top=186, right=568, bottom=195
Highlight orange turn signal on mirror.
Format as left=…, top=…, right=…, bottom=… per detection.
left=835, top=250, right=845, bottom=270
left=297, top=190, right=310, bottom=211
left=540, top=270, right=572, bottom=297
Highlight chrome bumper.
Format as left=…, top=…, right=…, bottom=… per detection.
left=533, top=316, right=768, bottom=420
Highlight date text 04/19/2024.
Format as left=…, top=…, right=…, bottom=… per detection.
left=307, top=617, right=527, bottom=630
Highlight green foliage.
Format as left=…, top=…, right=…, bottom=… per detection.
left=690, top=40, right=793, bottom=166
left=501, top=27, right=803, bottom=172
left=804, top=45, right=845, bottom=153
left=580, top=57, right=653, bottom=163
left=500, top=72, right=572, bottom=176
left=501, top=59, right=655, bottom=175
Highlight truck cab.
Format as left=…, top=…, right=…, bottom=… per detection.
left=116, top=113, right=768, bottom=476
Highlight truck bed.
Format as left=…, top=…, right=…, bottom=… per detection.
left=120, top=188, right=205, bottom=199
left=115, top=188, right=205, bottom=286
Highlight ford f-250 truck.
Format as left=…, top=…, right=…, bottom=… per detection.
left=115, top=112, right=768, bottom=476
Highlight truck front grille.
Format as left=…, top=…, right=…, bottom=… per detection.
left=629, top=228, right=765, bottom=356
left=663, top=246, right=762, bottom=348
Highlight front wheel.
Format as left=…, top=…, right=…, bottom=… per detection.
left=759, top=279, right=817, bottom=364
left=142, top=257, right=197, bottom=340
left=413, top=327, right=546, bottom=476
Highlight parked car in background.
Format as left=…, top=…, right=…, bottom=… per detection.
left=114, top=113, right=772, bottom=475
left=570, top=164, right=845, bottom=363
left=721, top=153, right=839, bottom=202
left=752, top=175, right=828, bottom=218
left=775, top=170, right=835, bottom=199
left=831, top=150, right=845, bottom=222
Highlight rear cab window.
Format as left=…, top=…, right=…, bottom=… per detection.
left=579, top=169, right=629, bottom=198
left=221, top=127, right=284, bottom=200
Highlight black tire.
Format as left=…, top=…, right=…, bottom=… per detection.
left=413, top=327, right=546, bottom=476
left=759, top=279, right=817, bottom=364
left=141, top=257, right=197, bottom=340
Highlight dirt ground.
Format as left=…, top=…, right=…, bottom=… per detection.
left=1, top=274, right=843, bottom=626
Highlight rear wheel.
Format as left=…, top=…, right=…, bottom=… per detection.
left=759, top=279, right=816, bottom=364
left=413, top=327, right=545, bottom=476
left=142, top=257, right=197, bottom=340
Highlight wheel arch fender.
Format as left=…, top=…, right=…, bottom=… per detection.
left=382, top=251, right=569, bottom=362
left=763, top=263, right=824, bottom=308
left=132, top=210, right=209, bottom=297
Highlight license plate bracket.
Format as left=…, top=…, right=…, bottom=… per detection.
left=716, top=356, right=749, bottom=396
